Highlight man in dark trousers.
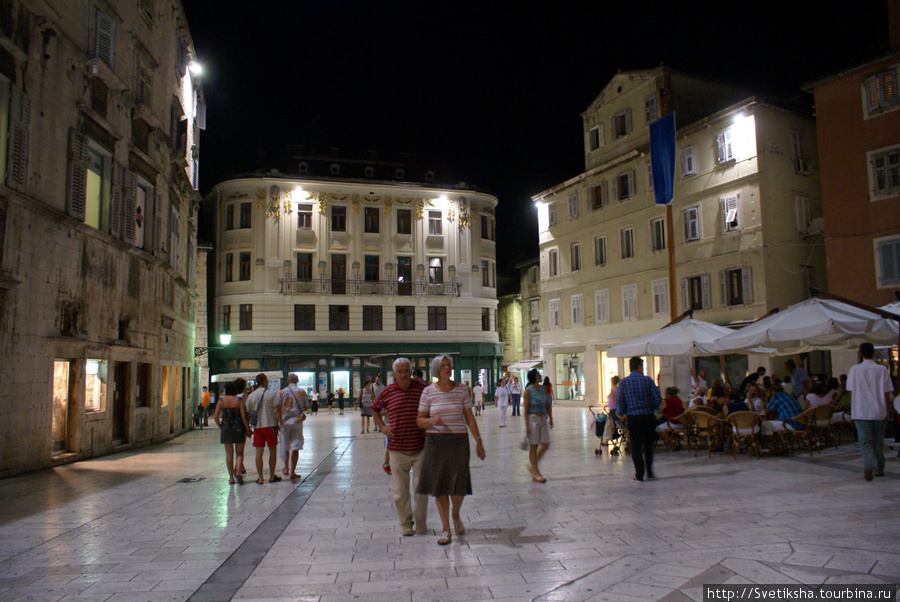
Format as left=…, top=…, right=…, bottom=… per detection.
left=617, top=356, right=662, bottom=482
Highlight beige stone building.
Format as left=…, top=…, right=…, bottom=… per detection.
left=533, top=68, right=824, bottom=405
left=0, top=0, right=204, bottom=476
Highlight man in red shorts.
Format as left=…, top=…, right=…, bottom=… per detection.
left=372, top=358, right=428, bottom=536
left=246, top=374, right=282, bottom=484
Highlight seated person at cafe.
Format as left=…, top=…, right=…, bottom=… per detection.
left=688, top=394, right=705, bottom=408
left=707, top=385, right=727, bottom=413
left=722, top=389, right=750, bottom=417
left=761, top=384, right=805, bottom=449
left=803, top=382, right=831, bottom=410
left=744, top=384, right=766, bottom=414
left=656, top=386, right=687, bottom=447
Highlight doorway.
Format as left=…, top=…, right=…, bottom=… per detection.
left=332, top=254, right=346, bottom=295
left=112, top=361, right=129, bottom=444
left=52, top=360, right=73, bottom=455
left=397, top=256, right=412, bottom=295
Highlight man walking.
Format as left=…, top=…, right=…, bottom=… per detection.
left=617, top=356, right=662, bottom=482
left=846, top=342, right=893, bottom=481
left=372, top=358, right=428, bottom=536
left=200, top=386, right=210, bottom=428
left=246, top=374, right=282, bottom=484
left=278, top=374, right=308, bottom=481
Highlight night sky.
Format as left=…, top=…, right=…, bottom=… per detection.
left=182, top=1, right=891, bottom=269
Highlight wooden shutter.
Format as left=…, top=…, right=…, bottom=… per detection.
left=94, top=10, right=115, bottom=68
left=873, top=153, right=887, bottom=192
left=681, top=278, right=689, bottom=312
left=6, top=85, right=29, bottom=192
left=124, top=169, right=137, bottom=244
left=888, top=150, right=900, bottom=193
left=882, top=69, right=897, bottom=106
left=701, top=274, right=712, bottom=309
left=170, top=205, right=180, bottom=269
left=67, top=129, right=88, bottom=221
left=137, top=59, right=153, bottom=105
left=719, top=270, right=727, bottom=307
left=625, top=108, right=632, bottom=134
left=724, top=194, right=740, bottom=230
left=742, top=266, right=753, bottom=305
left=110, top=163, right=124, bottom=239
left=153, top=192, right=163, bottom=258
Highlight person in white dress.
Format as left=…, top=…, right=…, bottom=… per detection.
left=495, top=378, right=511, bottom=427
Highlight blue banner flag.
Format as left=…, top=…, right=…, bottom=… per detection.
left=649, top=112, right=676, bottom=205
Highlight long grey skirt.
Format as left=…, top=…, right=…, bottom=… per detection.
left=416, top=433, right=473, bottom=497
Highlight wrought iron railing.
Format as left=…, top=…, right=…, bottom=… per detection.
left=280, top=278, right=460, bottom=297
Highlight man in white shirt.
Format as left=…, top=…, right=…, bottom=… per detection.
left=472, top=382, right=484, bottom=416
left=846, top=343, right=893, bottom=481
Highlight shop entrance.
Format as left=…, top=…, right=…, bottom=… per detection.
left=112, top=361, right=128, bottom=444
left=52, top=360, right=72, bottom=455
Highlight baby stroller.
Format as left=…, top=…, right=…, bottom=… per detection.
left=589, top=407, right=629, bottom=456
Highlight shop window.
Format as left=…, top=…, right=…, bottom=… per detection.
left=85, top=359, right=107, bottom=412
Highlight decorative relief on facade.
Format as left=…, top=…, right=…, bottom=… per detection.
left=256, top=187, right=265, bottom=210
left=268, top=185, right=281, bottom=221
left=351, top=194, right=361, bottom=215
left=283, top=189, right=293, bottom=214
left=317, top=192, right=328, bottom=214
left=447, top=209, right=455, bottom=224
left=226, top=191, right=249, bottom=200
left=383, top=196, right=393, bottom=215
left=328, top=193, right=349, bottom=202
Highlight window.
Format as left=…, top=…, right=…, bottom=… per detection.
left=548, top=299, right=560, bottom=329
left=297, top=204, right=312, bottom=229
left=481, top=215, right=496, bottom=241
left=620, top=227, right=634, bottom=259
left=615, top=170, right=635, bottom=201
left=590, top=181, right=608, bottom=210
left=139, top=0, right=154, bottom=27
left=364, top=207, right=379, bottom=233
left=612, top=109, right=632, bottom=139
left=239, top=252, right=251, bottom=281
left=225, top=204, right=234, bottom=230
left=878, top=239, right=900, bottom=285
left=68, top=133, right=112, bottom=232
left=622, top=284, right=637, bottom=321
left=135, top=53, right=153, bottom=106
left=397, top=209, right=412, bottom=234
left=790, top=130, right=804, bottom=161
left=644, top=94, right=658, bottom=124
left=794, top=196, right=811, bottom=234
left=651, top=218, right=666, bottom=252
left=329, top=305, right=350, bottom=331
left=169, top=206, right=180, bottom=270
left=481, top=307, right=491, bottom=331
left=396, top=306, right=415, bottom=331
left=428, top=306, right=447, bottom=330
left=222, top=305, right=231, bottom=331
left=869, top=146, right=900, bottom=200
left=682, top=274, right=711, bottom=311
left=570, top=242, right=581, bottom=271
left=722, top=193, right=740, bottom=231
left=429, top=257, right=443, bottom=284
left=481, top=260, right=495, bottom=287
left=548, top=201, right=557, bottom=226
left=568, top=192, right=579, bottom=219
left=571, top=294, right=583, bottom=327
left=716, top=128, right=735, bottom=163
left=85, top=359, right=107, bottom=412
left=224, top=253, right=233, bottom=282
left=428, top=211, right=442, bottom=235
left=294, top=305, right=315, bottom=331
left=331, top=206, right=346, bottom=232
left=531, top=334, right=540, bottom=357
left=93, top=9, right=115, bottom=68
left=364, top=255, right=379, bottom=282
left=239, top=202, right=251, bottom=228
left=548, top=248, right=559, bottom=277
left=594, top=289, right=609, bottom=324
left=239, top=304, right=252, bottom=330
left=528, top=266, right=539, bottom=284
left=530, top=299, right=539, bottom=321
left=594, top=235, right=607, bottom=266
left=684, top=206, right=701, bottom=242
left=363, top=305, right=383, bottom=331
left=588, top=125, right=604, bottom=151
left=651, top=278, right=668, bottom=317
left=720, top=267, right=753, bottom=306
left=682, top=145, right=697, bottom=176
left=297, top=253, right=313, bottom=280
left=647, top=162, right=654, bottom=193
left=864, top=67, right=898, bottom=116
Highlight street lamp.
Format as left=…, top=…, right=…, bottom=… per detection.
left=219, top=329, right=232, bottom=346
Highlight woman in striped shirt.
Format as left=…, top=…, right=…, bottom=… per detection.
left=416, top=355, right=486, bottom=545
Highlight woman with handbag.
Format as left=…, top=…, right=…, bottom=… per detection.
left=214, top=381, right=251, bottom=484
left=358, top=378, right=375, bottom=433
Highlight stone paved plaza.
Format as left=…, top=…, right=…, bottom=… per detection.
left=0, top=407, right=898, bottom=601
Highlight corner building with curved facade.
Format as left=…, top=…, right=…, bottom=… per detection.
left=204, top=175, right=503, bottom=396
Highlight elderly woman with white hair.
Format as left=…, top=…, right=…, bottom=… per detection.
left=416, top=354, right=486, bottom=545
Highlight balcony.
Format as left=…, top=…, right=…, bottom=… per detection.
left=281, top=278, right=460, bottom=297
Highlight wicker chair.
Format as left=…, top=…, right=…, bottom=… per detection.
left=789, top=405, right=837, bottom=456
left=725, top=411, right=762, bottom=459
left=691, top=411, right=725, bottom=457
left=658, top=411, right=693, bottom=451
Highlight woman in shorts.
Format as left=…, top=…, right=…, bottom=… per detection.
left=523, top=368, right=553, bottom=482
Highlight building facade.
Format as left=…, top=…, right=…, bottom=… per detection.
left=533, top=68, right=824, bottom=405
left=0, top=0, right=204, bottom=476
left=204, top=174, right=502, bottom=396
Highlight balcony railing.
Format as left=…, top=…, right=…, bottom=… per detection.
left=281, top=278, right=460, bottom=297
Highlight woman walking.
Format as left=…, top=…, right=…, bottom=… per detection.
left=523, top=368, right=553, bottom=482
left=358, top=378, right=374, bottom=433
left=416, top=355, right=486, bottom=545
left=214, top=381, right=251, bottom=484
left=510, top=377, right=522, bottom=416
left=495, top=378, right=510, bottom=427
left=337, top=387, right=346, bottom=415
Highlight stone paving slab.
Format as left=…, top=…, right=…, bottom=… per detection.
left=0, top=408, right=898, bottom=601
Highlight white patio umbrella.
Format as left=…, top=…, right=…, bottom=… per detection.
left=711, top=297, right=899, bottom=354
left=605, top=319, right=735, bottom=358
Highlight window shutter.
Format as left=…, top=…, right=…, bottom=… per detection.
left=680, top=278, right=689, bottom=312
left=124, top=169, right=137, bottom=244
left=6, top=85, right=29, bottom=192
left=197, top=102, right=207, bottom=130
left=742, top=266, right=753, bottom=305
left=625, top=108, right=632, bottom=134
left=170, top=206, right=180, bottom=269
left=94, top=10, right=115, bottom=68
left=794, top=196, right=810, bottom=232
left=701, top=274, right=712, bottom=309
left=724, top=194, right=740, bottom=230
left=110, top=163, right=124, bottom=239
left=719, top=270, right=727, bottom=307
left=177, top=38, right=189, bottom=76
left=627, top=170, right=635, bottom=196
left=153, top=192, right=163, bottom=258
left=137, top=60, right=153, bottom=105
left=67, top=129, right=88, bottom=221
left=584, top=130, right=590, bottom=155
left=882, top=69, right=897, bottom=106
left=888, top=150, right=900, bottom=192
left=873, top=153, right=887, bottom=192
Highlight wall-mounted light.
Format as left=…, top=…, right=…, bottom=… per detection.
left=219, top=330, right=232, bottom=346
left=189, top=61, right=203, bottom=76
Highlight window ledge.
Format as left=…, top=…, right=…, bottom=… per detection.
left=86, top=58, right=129, bottom=91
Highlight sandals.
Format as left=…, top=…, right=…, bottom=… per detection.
left=270, top=476, right=282, bottom=483
left=256, top=479, right=265, bottom=484
left=235, top=472, right=244, bottom=485
left=453, top=518, right=465, bottom=536
left=437, top=531, right=452, bottom=545
left=228, top=479, right=236, bottom=484
left=532, top=475, right=547, bottom=483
